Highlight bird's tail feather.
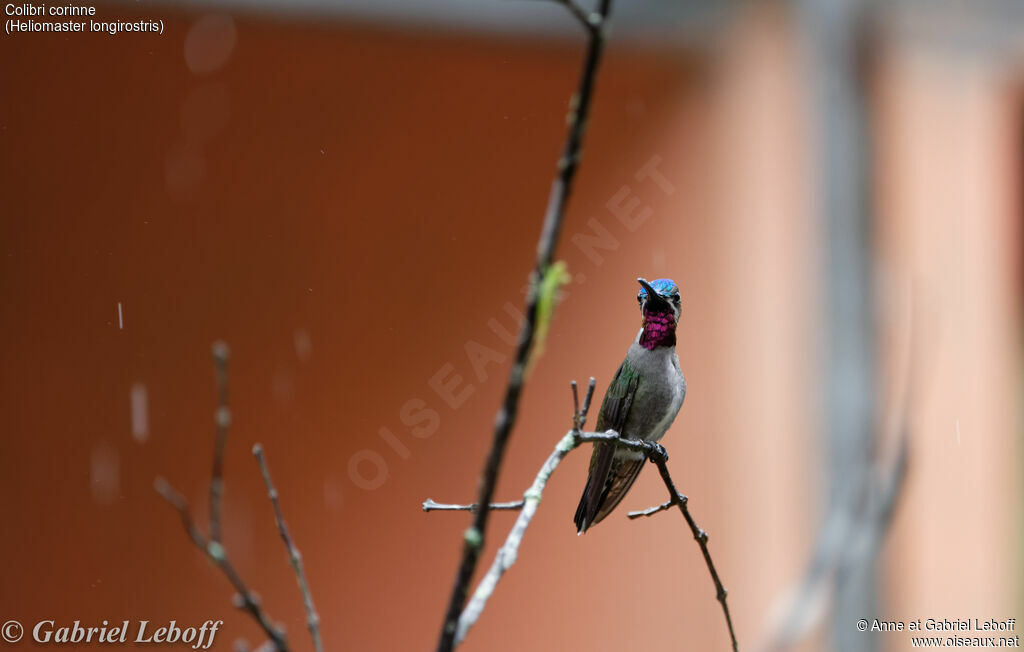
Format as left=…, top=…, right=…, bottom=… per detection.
left=574, top=447, right=645, bottom=534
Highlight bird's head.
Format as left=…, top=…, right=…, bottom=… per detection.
left=637, top=277, right=681, bottom=321
left=637, top=278, right=680, bottom=350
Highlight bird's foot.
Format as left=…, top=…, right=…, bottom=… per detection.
left=645, top=442, right=668, bottom=464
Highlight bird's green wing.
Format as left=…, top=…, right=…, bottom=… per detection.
left=574, top=359, right=641, bottom=533
left=595, top=358, right=640, bottom=436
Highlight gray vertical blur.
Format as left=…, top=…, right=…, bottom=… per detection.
left=797, top=0, right=877, bottom=650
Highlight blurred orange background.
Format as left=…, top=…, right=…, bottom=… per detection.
left=0, top=2, right=1020, bottom=651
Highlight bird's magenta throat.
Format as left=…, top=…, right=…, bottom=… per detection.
left=639, top=309, right=677, bottom=350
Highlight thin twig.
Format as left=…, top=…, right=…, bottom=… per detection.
left=586, top=435, right=738, bottom=650
left=626, top=499, right=676, bottom=519
left=556, top=0, right=598, bottom=33
left=571, top=380, right=580, bottom=424
left=154, top=477, right=289, bottom=652
left=253, top=444, right=322, bottom=652
left=573, top=377, right=596, bottom=432
left=423, top=499, right=525, bottom=513
left=644, top=451, right=739, bottom=652
left=434, top=1, right=614, bottom=649
left=210, top=340, right=230, bottom=543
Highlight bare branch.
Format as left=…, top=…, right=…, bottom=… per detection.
left=154, top=477, right=289, bottom=652
left=157, top=344, right=322, bottom=652
left=423, top=499, right=525, bottom=513
left=209, top=340, right=230, bottom=543
left=253, top=444, right=322, bottom=652
left=555, top=0, right=599, bottom=33
left=576, top=432, right=740, bottom=650
left=643, top=450, right=739, bottom=652
left=434, top=0, right=615, bottom=649
left=626, top=499, right=676, bottom=519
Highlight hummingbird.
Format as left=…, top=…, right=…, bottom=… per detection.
left=574, top=277, right=686, bottom=534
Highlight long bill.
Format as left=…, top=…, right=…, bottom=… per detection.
left=637, top=277, right=670, bottom=309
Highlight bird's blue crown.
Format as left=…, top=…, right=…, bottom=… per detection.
left=637, top=278, right=679, bottom=301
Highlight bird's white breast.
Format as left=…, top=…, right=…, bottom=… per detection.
left=653, top=351, right=685, bottom=439
left=616, top=341, right=687, bottom=458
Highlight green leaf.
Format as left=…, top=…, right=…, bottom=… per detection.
left=529, top=261, right=570, bottom=370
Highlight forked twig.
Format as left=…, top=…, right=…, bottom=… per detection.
left=154, top=477, right=288, bottom=651
left=156, top=343, right=321, bottom=652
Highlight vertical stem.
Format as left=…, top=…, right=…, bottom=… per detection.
left=434, top=6, right=614, bottom=651
left=210, top=340, right=231, bottom=543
